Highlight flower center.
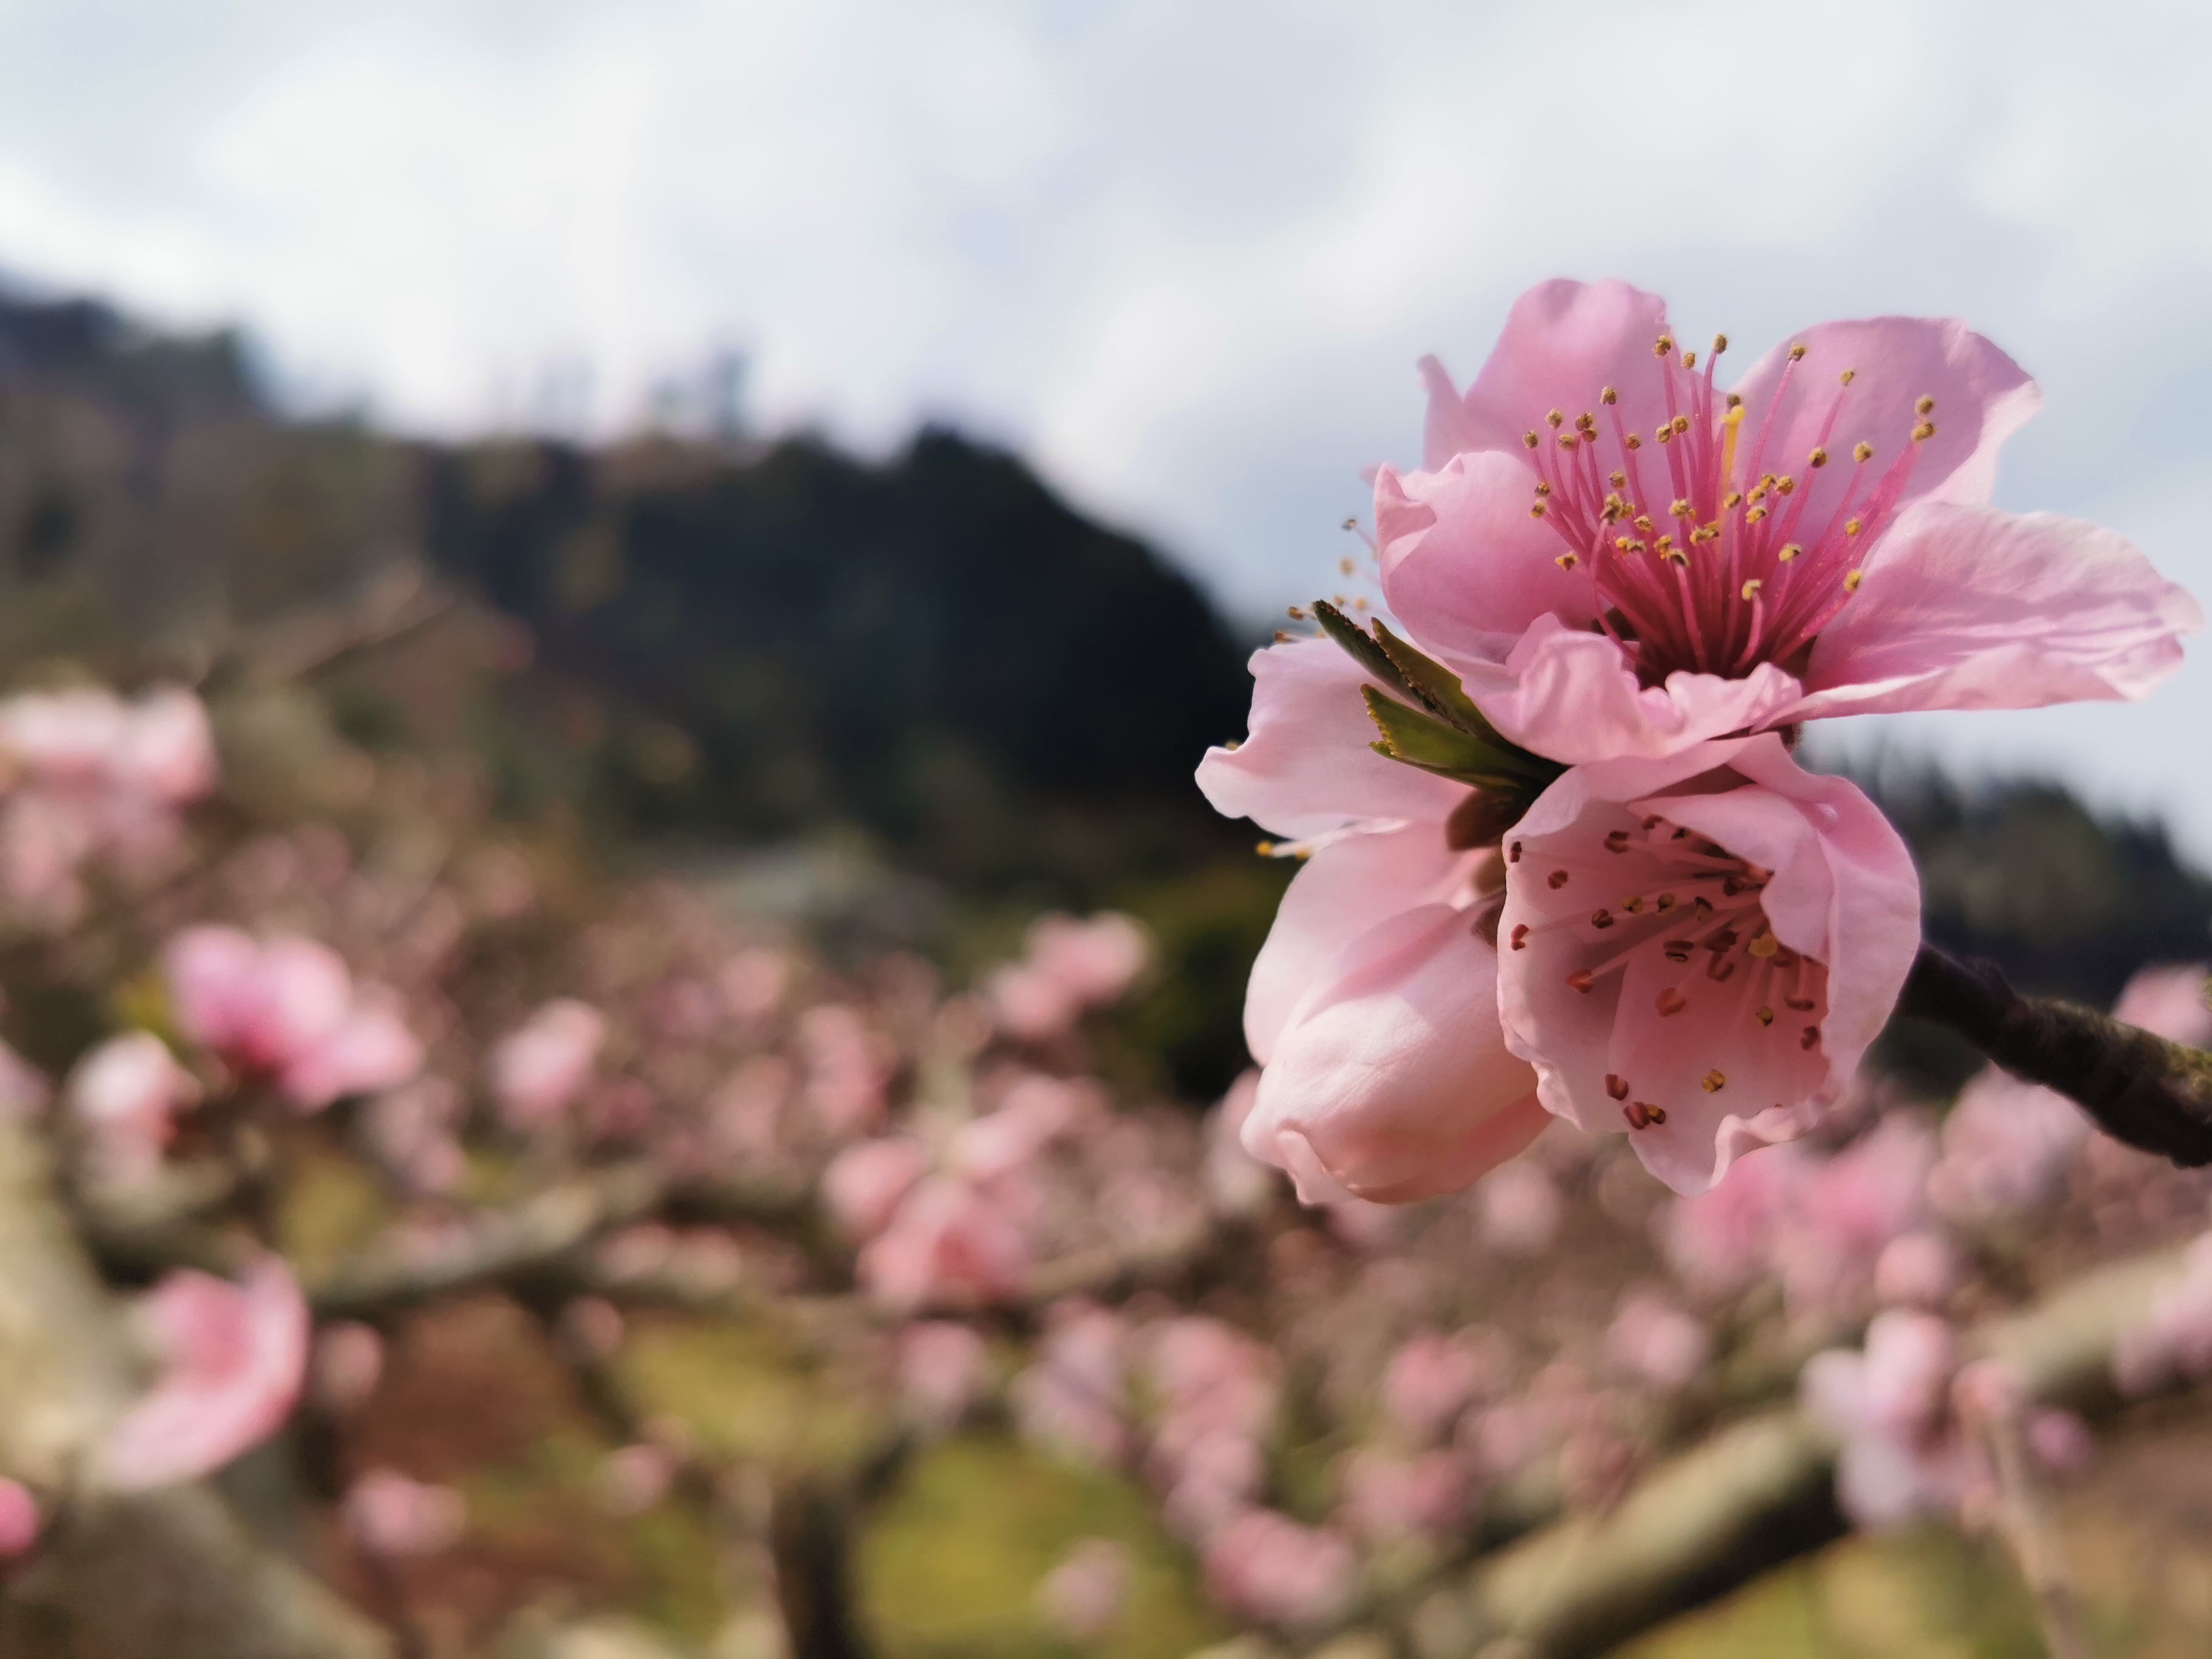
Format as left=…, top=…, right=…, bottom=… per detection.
left=1523, top=332, right=1936, bottom=686
left=1507, top=811, right=1830, bottom=1130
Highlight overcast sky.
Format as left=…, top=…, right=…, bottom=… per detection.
left=0, top=0, right=2207, bottom=862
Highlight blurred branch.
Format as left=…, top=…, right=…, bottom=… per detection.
left=0, top=1119, right=389, bottom=1659
left=1404, top=1245, right=2191, bottom=1659
left=768, top=1472, right=877, bottom=1659
left=1900, top=943, right=2212, bottom=1166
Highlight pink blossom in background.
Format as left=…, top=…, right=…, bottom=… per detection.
left=897, top=1321, right=991, bottom=1433
left=1777, top=1114, right=1937, bottom=1316
left=1202, top=1508, right=1357, bottom=1630
left=1801, top=1309, right=1980, bottom=1529
left=486, top=998, right=606, bottom=1130
left=1339, top=1447, right=1469, bottom=1542
left=0, top=1479, right=38, bottom=1559
left=1498, top=734, right=1920, bottom=1195
left=66, top=1031, right=201, bottom=1186
left=2114, top=1232, right=2212, bottom=1397
left=0, top=1038, right=49, bottom=1122
left=1875, top=1231, right=1962, bottom=1309
left=1605, top=1289, right=1713, bottom=1391
left=1383, top=1332, right=1484, bottom=1444
left=717, top=946, right=791, bottom=1020
left=1039, top=1536, right=1133, bottom=1639
left=110, top=686, right=221, bottom=804
left=1378, top=277, right=2199, bottom=767
left=163, top=927, right=422, bottom=1111
left=1196, top=635, right=1546, bottom=1204
left=103, top=1255, right=309, bottom=1490
left=1012, top=1300, right=1131, bottom=1467
left=2112, top=962, right=2212, bottom=1048
left=948, top=1073, right=1092, bottom=1183
left=796, top=1004, right=891, bottom=1136
left=822, top=1138, right=933, bottom=1242
left=555, top=1296, right=627, bottom=1364
left=1476, top=1159, right=1564, bottom=1256
left=594, top=1224, right=675, bottom=1285
left=1663, top=1134, right=1800, bottom=1295
left=341, top=1469, right=466, bottom=1557
left=310, top=1321, right=385, bottom=1415
left=856, top=1175, right=1030, bottom=1312
left=1201, top=1070, right=1278, bottom=1218
left=985, top=912, right=1153, bottom=1041
left=597, top=1443, right=678, bottom=1515
left=361, top=1076, right=467, bottom=1195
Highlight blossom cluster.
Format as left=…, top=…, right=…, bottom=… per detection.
left=1202, top=278, right=2199, bottom=1202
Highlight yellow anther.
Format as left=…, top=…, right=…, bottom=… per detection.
left=1670, top=498, right=1694, bottom=517
left=1655, top=424, right=1672, bottom=445
left=1535, top=481, right=1552, bottom=495
left=1634, top=515, right=1655, bottom=533
left=1654, top=334, right=1674, bottom=357
left=1701, top=1070, right=1727, bottom=1093
left=1725, top=391, right=1743, bottom=408
left=1808, top=446, right=1829, bottom=468
left=1854, top=441, right=1875, bottom=463
left=1682, top=349, right=1697, bottom=370
left=1844, top=569, right=1864, bottom=591
left=1746, top=504, right=1769, bottom=523
left=1741, top=579, right=1763, bottom=600
left=1624, top=434, right=1642, bottom=451
left=1839, top=369, right=1856, bottom=386
left=1287, top=605, right=1306, bottom=619
left=1672, top=414, right=1691, bottom=435
left=1775, top=476, right=1796, bottom=495
left=1912, top=420, right=1937, bottom=441
left=1915, top=394, right=1936, bottom=415
left=1845, top=517, right=1863, bottom=537
left=1555, top=552, right=1578, bottom=568
left=1576, top=412, right=1597, bottom=432
left=1523, top=431, right=1540, bottom=449
left=1529, top=503, right=1547, bottom=518
left=1557, top=434, right=1578, bottom=451
left=1749, top=932, right=1778, bottom=958
left=1339, top=557, right=1356, bottom=575
left=1601, top=386, right=1618, bottom=404
left=1724, top=491, right=1744, bottom=509
left=1615, top=535, right=1635, bottom=551
left=1778, top=543, right=1803, bottom=561
left=1609, top=470, right=1627, bottom=488
left=1712, top=333, right=1728, bottom=354
left=1272, top=631, right=1291, bottom=643
left=1788, top=343, right=1806, bottom=361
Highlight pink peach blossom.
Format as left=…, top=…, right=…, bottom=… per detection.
left=1605, top=1289, right=1712, bottom=1390
left=1875, top=1231, right=1962, bottom=1308
left=856, top=1175, right=1030, bottom=1312
left=822, top=1137, right=933, bottom=1242
left=1039, top=1537, right=1132, bottom=1639
left=163, top=927, right=422, bottom=1111
left=898, top=1321, right=991, bottom=1432
left=1476, top=1159, right=1564, bottom=1256
left=796, top=1004, right=891, bottom=1136
left=1012, top=1300, right=1131, bottom=1467
left=486, top=998, right=606, bottom=1130
left=342, top=1469, right=466, bottom=1557
left=103, top=1255, right=309, bottom=1490
left=0, top=1478, right=37, bottom=1558
left=1497, top=734, right=1919, bottom=1193
left=948, top=1073, right=1091, bottom=1183
left=597, top=1443, right=677, bottom=1515
left=311, top=1321, right=385, bottom=1415
left=66, top=1031, right=201, bottom=1186
left=1382, top=1332, right=1484, bottom=1444
left=1339, top=1446, right=1469, bottom=1542
left=2114, top=1232, right=2212, bottom=1397
left=1801, top=1309, right=1980, bottom=1528
left=1198, top=635, right=1547, bottom=1203
left=985, top=913, right=1153, bottom=1040
left=1379, top=278, right=2199, bottom=766
left=1202, top=1507, right=1357, bottom=1630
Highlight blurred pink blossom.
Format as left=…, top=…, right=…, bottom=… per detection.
left=1605, top=1290, right=1712, bottom=1391
left=342, top=1469, right=466, bottom=1557
left=1039, top=1537, right=1133, bottom=1640
left=163, top=927, right=421, bottom=1112
left=856, top=1176, right=1030, bottom=1312
left=2113, top=962, right=2212, bottom=1048
left=0, top=1038, right=48, bottom=1123
left=1012, top=1301, right=1130, bottom=1467
left=950, top=1074, right=1092, bottom=1183
left=1777, top=1114, right=1936, bottom=1315
left=1202, top=1070, right=1278, bottom=1218
left=0, top=1479, right=36, bottom=1559
left=897, top=1321, right=991, bottom=1433
left=556, top=1297, right=626, bottom=1363
left=1477, top=1160, right=1564, bottom=1257
left=597, top=1443, right=678, bottom=1515
left=2114, top=1232, right=2212, bottom=1397
left=822, top=1138, right=932, bottom=1242
left=103, top=1255, right=309, bottom=1490
left=1383, top=1332, right=1484, bottom=1444
left=1875, top=1231, right=1962, bottom=1309
left=310, top=1321, right=384, bottom=1415
left=1801, top=1309, right=1979, bottom=1528
left=66, top=1031, right=201, bottom=1186
left=718, top=946, right=791, bottom=1020
left=1202, top=1508, right=1356, bottom=1630
left=487, top=999, right=606, bottom=1130
left=797, top=1005, right=892, bottom=1136
left=985, top=912, right=1152, bottom=1041
left=1339, top=1446, right=1468, bottom=1542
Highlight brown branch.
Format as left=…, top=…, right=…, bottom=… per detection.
left=1899, top=943, right=2212, bottom=1166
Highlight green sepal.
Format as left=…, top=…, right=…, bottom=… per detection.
left=1310, top=600, right=1413, bottom=698
left=1361, top=686, right=1535, bottom=789
left=1370, top=618, right=1499, bottom=739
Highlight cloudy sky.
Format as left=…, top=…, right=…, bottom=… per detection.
left=0, top=0, right=2207, bottom=859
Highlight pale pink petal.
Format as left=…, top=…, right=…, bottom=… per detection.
left=115, top=686, right=220, bottom=804
left=1195, top=635, right=1468, bottom=840
left=1246, top=902, right=1545, bottom=1203
left=1374, top=453, right=1597, bottom=657
left=487, top=999, right=606, bottom=1129
left=1726, top=315, right=2039, bottom=520
left=1498, top=736, right=1920, bottom=1195
left=0, top=1478, right=38, bottom=1558
left=253, top=939, right=355, bottom=1061
left=822, top=1137, right=933, bottom=1241
left=1039, top=1537, right=1132, bottom=1640
left=1244, top=823, right=1467, bottom=1065
left=1419, top=278, right=1674, bottom=469
left=163, top=925, right=263, bottom=1054
left=281, top=995, right=423, bottom=1113
left=1789, top=504, right=2200, bottom=720
left=104, top=1256, right=309, bottom=1490
left=67, top=1032, right=201, bottom=1181
left=2113, top=963, right=2212, bottom=1048
left=343, top=1469, right=466, bottom=1556
left=857, top=1176, right=1030, bottom=1312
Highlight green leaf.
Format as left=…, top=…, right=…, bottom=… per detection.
left=1361, top=686, right=1535, bottom=788
left=1311, top=600, right=1414, bottom=699
left=1372, top=618, right=1498, bottom=738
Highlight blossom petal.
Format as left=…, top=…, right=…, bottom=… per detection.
left=1244, top=902, right=1544, bottom=1204
left=1727, top=317, right=2039, bottom=524
left=1375, top=454, right=1598, bottom=658
left=1196, top=637, right=1469, bottom=841
left=1789, top=502, right=2202, bottom=720
left=1244, top=824, right=1467, bottom=1065
left=1421, top=278, right=1674, bottom=469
